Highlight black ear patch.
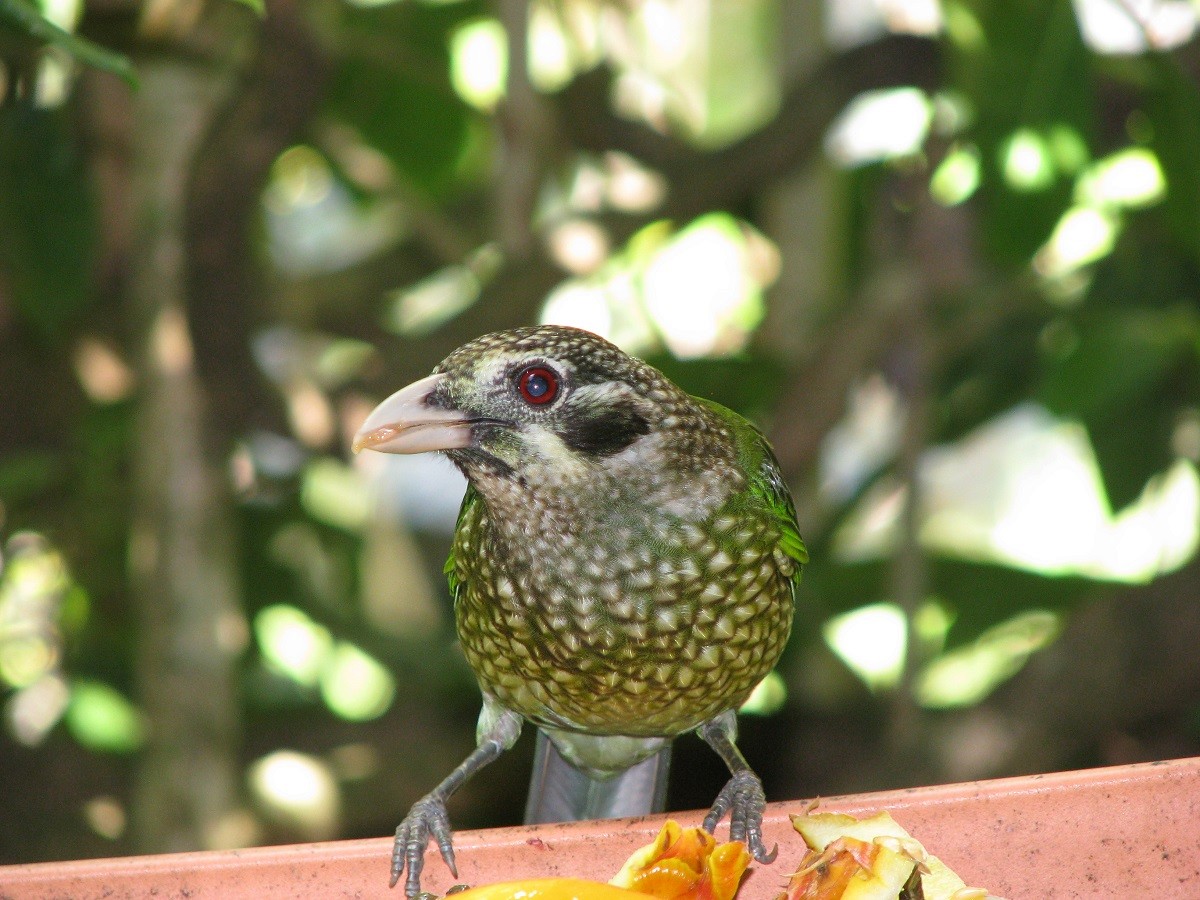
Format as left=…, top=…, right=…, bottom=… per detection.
left=559, top=404, right=652, bottom=457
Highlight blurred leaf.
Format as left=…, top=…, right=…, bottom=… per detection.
left=1039, top=306, right=1197, bottom=420
left=801, top=554, right=1093, bottom=651
left=0, top=0, right=136, bottom=85
left=0, top=103, right=96, bottom=339
left=226, top=0, right=264, bottom=17
left=950, top=0, right=1093, bottom=262
left=0, top=451, right=59, bottom=504
left=1143, top=56, right=1200, bottom=263
left=319, top=641, right=395, bottom=721
left=65, top=679, right=145, bottom=753
left=937, top=311, right=1046, bottom=444
left=327, top=58, right=471, bottom=196
left=917, top=608, right=1061, bottom=707
left=931, top=558, right=1092, bottom=648
left=1039, top=305, right=1198, bottom=505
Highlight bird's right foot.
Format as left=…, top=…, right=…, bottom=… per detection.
left=391, top=794, right=458, bottom=896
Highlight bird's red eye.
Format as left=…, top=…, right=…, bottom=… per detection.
left=517, top=366, right=559, bottom=405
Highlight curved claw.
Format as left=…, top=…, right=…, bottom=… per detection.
left=702, top=770, right=776, bottom=864
left=390, top=794, right=458, bottom=896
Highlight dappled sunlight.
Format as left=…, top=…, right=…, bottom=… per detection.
left=389, top=266, right=484, bottom=336
left=1174, top=408, right=1200, bottom=461
left=254, top=603, right=397, bottom=721
left=824, top=87, right=932, bottom=167
left=608, top=0, right=781, bottom=144
left=320, top=641, right=396, bottom=721
left=263, top=145, right=403, bottom=276
left=8, top=672, right=69, bottom=746
left=927, top=408, right=1113, bottom=574
left=1072, top=0, right=1197, bottom=53
left=929, top=142, right=981, bottom=206
left=819, top=375, right=904, bottom=504
left=547, top=218, right=611, bottom=275
left=916, top=610, right=1061, bottom=708
left=83, top=795, right=127, bottom=841
left=1034, top=205, right=1121, bottom=279
left=1001, top=128, right=1057, bottom=192
left=540, top=213, right=774, bottom=358
left=386, top=245, right=502, bottom=336
left=248, top=750, right=340, bottom=840
left=823, top=602, right=908, bottom=692
left=1076, top=147, right=1165, bottom=208
left=451, top=18, right=506, bottom=111
left=301, top=457, right=373, bottom=532
left=738, top=670, right=787, bottom=716
left=255, top=604, right=332, bottom=688
left=1034, top=144, right=1165, bottom=285
left=0, top=533, right=75, bottom=746
left=1100, top=460, right=1200, bottom=581
left=604, top=152, right=668, bottom=213
left=541, top=283, right=617, bottom=341
left=642, top=215, right=767, bottom=357
left=448, top=2, right=601, bottom=106
left=65, top=680, right=145, bottom=753
left=837, top=404, right=1200, bottom=583
left=826, top=0, right=941, bottom=48
left=73, top=337, right=135, bottom=404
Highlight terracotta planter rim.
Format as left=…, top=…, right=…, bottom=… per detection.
left=2, top=755, right=1198, bottom=898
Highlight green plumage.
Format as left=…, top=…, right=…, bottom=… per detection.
left=354, top=325, right=805, bottom=895
left=447, top=396, right=802, bottom=772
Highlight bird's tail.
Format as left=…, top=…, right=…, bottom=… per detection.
left=524, top=730, right=671, bottom=824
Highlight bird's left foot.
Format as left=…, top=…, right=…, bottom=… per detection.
left=702, top=769, right=777, bottom=864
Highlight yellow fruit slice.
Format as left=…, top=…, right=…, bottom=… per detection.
left=448, top=878, right=662, bottom=900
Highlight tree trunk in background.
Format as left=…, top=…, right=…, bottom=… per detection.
left=126, top=57, right=245, bottom=854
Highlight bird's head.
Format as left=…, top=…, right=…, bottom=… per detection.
left=353, top=326, right=698, bottom=486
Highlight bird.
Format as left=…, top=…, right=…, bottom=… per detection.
left=353, top=325, right=806, bottom=896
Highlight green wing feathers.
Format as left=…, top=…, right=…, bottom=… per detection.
left=701, top=399, right=808, bottom=581
left=443, top=484, right=480, bottom=600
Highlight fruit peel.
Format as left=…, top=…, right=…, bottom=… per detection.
left=446, top=821, right=751, bottom=900
left=785, top=811, right=1005, bottom=900
left=610, top=820, right=752, bottom=900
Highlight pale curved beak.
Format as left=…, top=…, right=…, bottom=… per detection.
left=352, top=373, right=475, bottom=454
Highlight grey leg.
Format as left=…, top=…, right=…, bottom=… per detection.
left=392, top=707, right=522, bottom=895
left=697, top=710, right=777, bottom=864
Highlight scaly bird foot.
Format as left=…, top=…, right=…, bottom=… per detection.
left=702, top=769, right=777, bottom=864
left=391, top=794, right=458, bottom=896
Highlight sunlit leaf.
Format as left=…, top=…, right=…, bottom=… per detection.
left=300, top=457, right=373, bottom=532
left=739, top=670, right=787, bottom=715
left=65, top=680, right=145, bottom=753
left=450, top=17, right=505, bottom=110
left=319, top=642, right=395, bottom=721
left=951, top=0, right=1092, bottom=262
left=248, top=750, right=339, bottom=837
left=255, top=604, right=331, bottom=687
left=823, top=602, right=907, bottom=691
left=917, top=609, right=1061, bottom=708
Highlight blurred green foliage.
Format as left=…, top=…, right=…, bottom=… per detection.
left=1, top=0, right=1199, bottom=868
